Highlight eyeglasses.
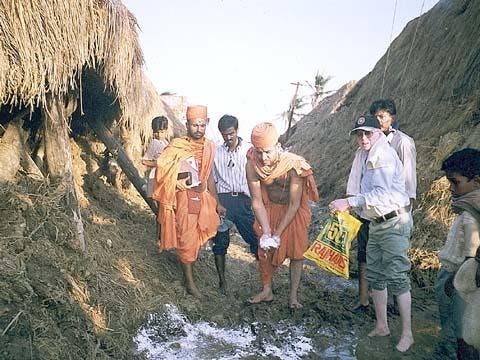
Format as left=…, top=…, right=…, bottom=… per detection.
left=227, top=157, right=235, bottom=168
left=356, top=130, right=374, bottom=139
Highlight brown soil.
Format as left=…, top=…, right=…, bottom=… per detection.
left=0, top=140, right=442, bottom=358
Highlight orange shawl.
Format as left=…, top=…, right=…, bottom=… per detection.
left=247, top=148, right=319, bottom=271
left=246, top=148, right=319, bottom=202
left=152, top=137, right=219, bottom=253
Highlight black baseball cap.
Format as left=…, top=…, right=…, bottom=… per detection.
left=350, top=115, right=381, bottom=134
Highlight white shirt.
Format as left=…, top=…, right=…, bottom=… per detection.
left=213, top=137, right=250, bottom=196
left=439, top=211, right=480, bottom=272
left=143, top=138, right=167, bottom=179
left=347, top=135, right=410, bottom=220
left=386, top=129, right=417, bottom=200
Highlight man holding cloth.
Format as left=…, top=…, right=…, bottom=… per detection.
left=153, top=105, right=224, bottom=298
left=246, top=122, right=319, bottom=309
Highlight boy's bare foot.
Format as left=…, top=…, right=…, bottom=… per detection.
left=367, top=327, right=390, bottom=337
left=396, top=335, right=414, bottom=352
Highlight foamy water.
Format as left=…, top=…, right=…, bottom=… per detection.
left=134, top=304, right=357, bottom=359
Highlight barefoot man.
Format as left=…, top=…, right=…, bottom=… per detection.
left=329, top=115, right=414, bottom=353
left=153, top=105, right=224, bottom=298
left=246, top=122, right=319, bottom=308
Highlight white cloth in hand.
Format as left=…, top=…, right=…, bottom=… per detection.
left=260, top=233, right=279, bottom=250
left=271, top=235, right=281, bottom=248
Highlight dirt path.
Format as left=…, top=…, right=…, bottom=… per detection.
left=136, top=227, right=441, bottom=359
left=0, top=175, right=441, bottom=359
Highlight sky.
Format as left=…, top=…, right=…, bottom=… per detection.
left=124, top=0, right=439, bottom=142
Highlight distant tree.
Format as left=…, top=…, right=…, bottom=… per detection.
left=306, top=71, right=332, bottom=109
left=284, top=82, right=309, bottom=141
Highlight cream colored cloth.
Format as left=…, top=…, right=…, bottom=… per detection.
left=439, top=189, right=480, bottom=272
left=454, top=258, right=480, bottom=350
left=387, top=129, right=417, bottom=199
left=439, top=211, right=480, bottom=272
left=346, top=148, right=367, bottom=196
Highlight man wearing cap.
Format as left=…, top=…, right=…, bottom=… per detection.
left=152, top=105, right=224, bottom=298
left=329, top=115, right=414, bottom=353
left=245, top=122, right=319, bottom=309
left=348, top=99, right=416, bottom=315
left=211, top=114, right=259, bottom=294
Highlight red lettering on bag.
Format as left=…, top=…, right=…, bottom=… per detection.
left=313, top=242, right=345, bottom=270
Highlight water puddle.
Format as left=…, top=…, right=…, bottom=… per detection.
left=135, top=304, right=357, bottom=359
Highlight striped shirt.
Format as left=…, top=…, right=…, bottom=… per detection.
left=213, top=137, right=250, bottom=196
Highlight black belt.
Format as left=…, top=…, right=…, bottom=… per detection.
left=372, top=206, right=410, bottom=224
left=221, top=192, right=245, bottom=197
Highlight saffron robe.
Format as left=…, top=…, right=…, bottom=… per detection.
left=153, top=137, right=219, bottom=263
left=247, top=148, right=319, bottom=284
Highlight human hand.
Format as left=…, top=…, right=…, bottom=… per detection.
left=271, top=234, right=281, bottom=248
left=444, top=275, right=455, bottom=297
left=176, top=178, right=193, bottom=191
left=217, top=203, right=227, bottom=217
left=259, top=233, right=275, bottom=250
left=329, top=199, right=350, bottom=212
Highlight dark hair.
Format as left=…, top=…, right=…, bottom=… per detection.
left=218, top=114, right=238, bottom=132
left=151, top=116, right=168, bottom=132
left=369, top=99, right=397, bottom=116
left=441, top=148, right=480, bottom=180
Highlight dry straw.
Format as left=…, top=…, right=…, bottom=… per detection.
left=0, top=0, right=144, bottom=128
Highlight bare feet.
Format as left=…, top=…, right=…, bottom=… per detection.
left=396, top=335, right=414, bottom=352
left=367, top=327, right=390, bottom=337
left=289, top=299, right=303, bottom=309
left=247, top=288, right=273, bottom=304
left=186, top=283, right=202, bottom=299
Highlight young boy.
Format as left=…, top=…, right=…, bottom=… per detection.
left=142, top=116, right=169, bottom=198
left=436, top=147, right=480, bottom=359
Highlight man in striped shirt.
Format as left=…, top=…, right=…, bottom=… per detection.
left=212, top=114, right=258, bottom=293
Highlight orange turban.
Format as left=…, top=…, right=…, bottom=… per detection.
left=251, top=122, right=279, bottom=148
left=186, top=105, right=207, bottom=121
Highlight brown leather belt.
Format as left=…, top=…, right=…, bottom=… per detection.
left=372, top=206, right=410, bottom=224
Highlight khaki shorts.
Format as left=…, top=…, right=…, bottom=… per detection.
left=366, top=212, right=413, bottom=296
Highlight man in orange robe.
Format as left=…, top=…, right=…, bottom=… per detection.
left=152, top=105, right=224, bottom=298
left=246, top=122, right=319, bottom=308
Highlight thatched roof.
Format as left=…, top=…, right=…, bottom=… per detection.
left=0, top=0, right=144, bottom=127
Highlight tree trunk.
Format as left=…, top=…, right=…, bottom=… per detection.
left=43, top=95, right=86, bottom=253
left=0, top=109, right=43, bottom=181
left=85, top=116, right=157, bottom=214
left=0, top=117, right=24, bottom=181
left=286, top=82, right=300, bottom=142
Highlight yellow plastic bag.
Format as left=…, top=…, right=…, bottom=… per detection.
left=304, top=211, right=362, bottom=279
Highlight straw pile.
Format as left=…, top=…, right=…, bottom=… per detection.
left=283, top=0, right=480, bottom=287
left=0, top=161, right=183, bottom=358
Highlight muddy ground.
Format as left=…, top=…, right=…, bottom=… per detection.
left=0, top=143, right=442, bottom=359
